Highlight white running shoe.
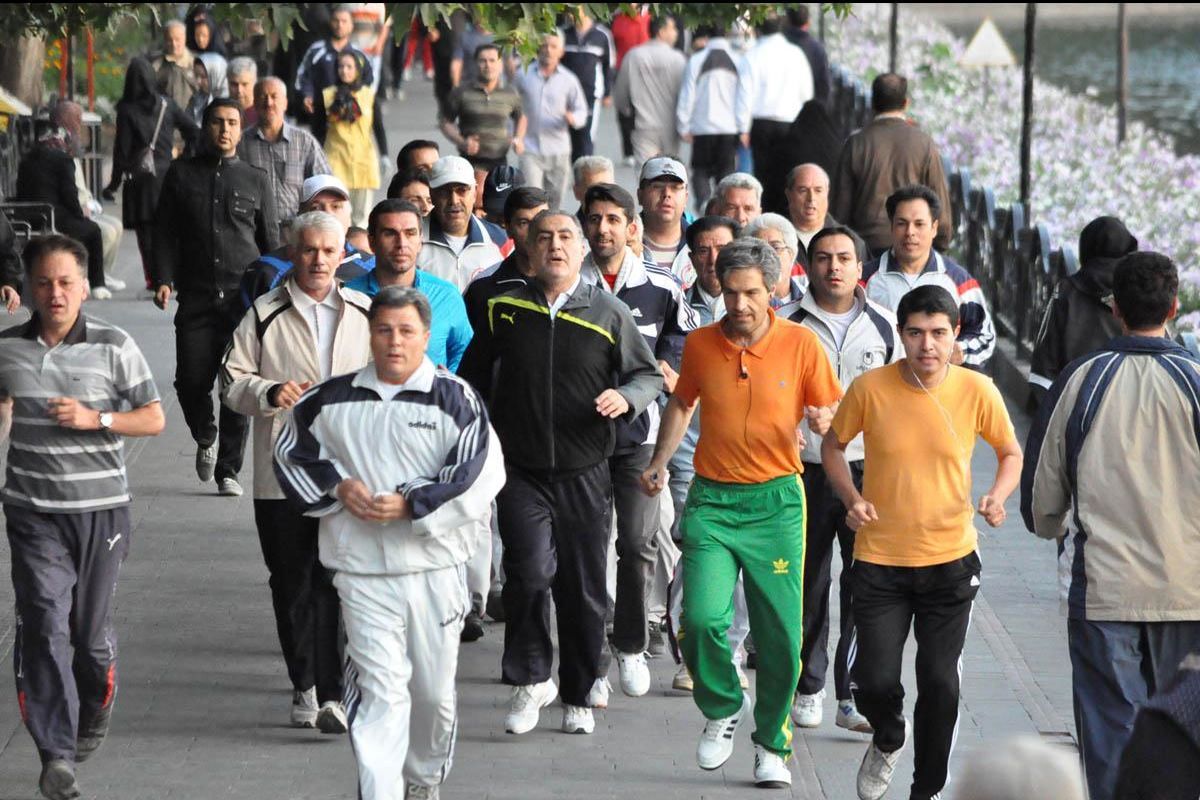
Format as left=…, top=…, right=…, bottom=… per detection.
left=90, top=286, right=112, bottom=301
left=791, top=689, right=825, bottom=728
left=561, top=704, right=595, bottom=734
left=672, top=664, right=694, bottom=692
left=696, top=691, right=752, bottom=770
left=836, top=699, right=873, bottom=733
left=217, top=477, right=244, bottom=497
left=504, top=679, right=557, bottom=735
left=316, top=700, right=348, bottom=734
left=291, top=687, right=318, bottom=728
left=856, top=718, right=910, bottom=800
left=614, top=649, right=650, bottom=696
left=104, top=276, right=127, bottom=291
left=586, top=677, right=612, bottom=709
left=753, top=744, right=793, bottom=788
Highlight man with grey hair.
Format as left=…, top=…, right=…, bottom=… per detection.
left=276, top=284, right=504, bottom=800
left=459, top=208, right=662, bottom=738
left=226, top=56, right=259, bottom=127
left=571, top=155, right=614, bottom=226
left=744, top=212, right=806, bottom=305
left=511, top=33, right=590, bottom=208
left=223, top=210, right=372, bottom=734
left=785, top=163, right=838, bottom=271
left=641, top=237, right=841, bottom=788
left=715, top=172, right=763, bottom=229
left=152, top=19, right=197, bottom=111
left=240, top=77, right=331, bottom=220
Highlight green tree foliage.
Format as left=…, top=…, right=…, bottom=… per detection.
left=1, top=3, right=853, bottom=51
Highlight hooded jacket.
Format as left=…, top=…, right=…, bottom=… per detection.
left=1028, top=216, right=1137, bottom=402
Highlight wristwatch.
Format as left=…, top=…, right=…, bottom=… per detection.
left=98, top=411, right=114, bottom=430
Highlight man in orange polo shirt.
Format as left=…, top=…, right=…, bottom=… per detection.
left=821, top=284, right=1022, bottom=800
left=641, top=237, right=841, bottom=789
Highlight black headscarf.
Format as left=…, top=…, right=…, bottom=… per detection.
left=1074, top=216, right=1138, bottom=299
left=328, top=54, right=365, bottom=124
left=117, top=57, right=165, bottom=145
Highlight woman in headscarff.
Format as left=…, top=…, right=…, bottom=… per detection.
left=322, top=51, right=380, bottom=228
left=1028, top=216, right=1139, bottom=407
left=104, top=57, right=199, bottom=290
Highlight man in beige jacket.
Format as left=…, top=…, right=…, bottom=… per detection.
left=221, top=210, right=372, bottom=734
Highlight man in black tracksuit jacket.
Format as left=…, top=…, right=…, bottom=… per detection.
left=153, top=97, right=279, bottom=492
left=458, top=209, right=662, bottom=731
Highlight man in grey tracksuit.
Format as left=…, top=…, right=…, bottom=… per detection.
left=612, top=16, right=687, bottom=171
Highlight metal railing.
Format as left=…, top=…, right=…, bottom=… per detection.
left=829, top=65, right=1079, bottom=361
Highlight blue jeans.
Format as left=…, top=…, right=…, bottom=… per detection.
left=1067, top=618, right=1200, bottom=800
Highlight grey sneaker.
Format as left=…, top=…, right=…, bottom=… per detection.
left=291, top=687, right=318, bottom=728
left=217, top=477, right=243, bottom=497
left=195, top=443, right=218, bottom=482
left=405, top=783, right=439, bottom=799
left=317, top=700, right=348, bottom=734
left=647, top=620, right=667, bottom=657
left=857, top=719, right=910, bottom=800
left=75, top=703, right=113, bottom=763
left=39, top=759, right=81, bottom=800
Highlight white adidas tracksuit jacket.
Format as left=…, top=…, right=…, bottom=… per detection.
left=274, top=358, right=505, bottom=800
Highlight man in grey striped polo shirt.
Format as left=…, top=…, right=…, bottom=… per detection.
left=0, top=235, right=164, bottom=800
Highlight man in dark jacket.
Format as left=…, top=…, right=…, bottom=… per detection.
left=153, top=97, right=278, bottom=497
left=1028, top=216, right=1137, bottom=407
left=458, top=208, right=662, bottom=738
left=784, top=6, right=830, bottom=105
left=15, top=123, right=107, bottom=294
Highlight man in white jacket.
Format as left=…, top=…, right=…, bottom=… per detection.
left=222, top=210, right=373, bottom=734
left=275, top=285, right=505, bottom=800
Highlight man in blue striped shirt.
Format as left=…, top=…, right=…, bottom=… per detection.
left=0, top=235, right=164, bottom=800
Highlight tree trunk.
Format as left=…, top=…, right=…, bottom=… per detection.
left=0, top=37, right=47, bottom=109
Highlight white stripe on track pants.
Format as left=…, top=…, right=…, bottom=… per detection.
left=334, top=564, right=468, bottom=800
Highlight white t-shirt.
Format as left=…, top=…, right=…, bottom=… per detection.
left=444, top=234, right=468, bottom=255
left=291, top=285, right=343, bottom=380
left=823, top=299, right=862, bottom=350
left=797, top=227, right=819, bottom=253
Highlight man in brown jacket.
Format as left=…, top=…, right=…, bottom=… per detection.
left=830, top=73, right=951, bottom=255
left=221, top=210, right=372, bottom=735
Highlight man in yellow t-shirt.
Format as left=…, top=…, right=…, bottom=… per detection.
left=822, top=284, right=1022, bottom=800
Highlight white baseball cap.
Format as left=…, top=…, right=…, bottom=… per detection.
left=429, top=155, right=476, bottom=189
left=640, top=156, right=688, bottom=185
left=299, top=174, right=350, bottom=205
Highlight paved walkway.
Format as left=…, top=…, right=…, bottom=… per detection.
left=0, top=70, right=1077, bottom=800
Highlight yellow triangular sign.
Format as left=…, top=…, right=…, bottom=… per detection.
left=959, top=18, right=1016, bottom=68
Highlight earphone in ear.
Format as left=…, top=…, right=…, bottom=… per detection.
left=909, top=363, right=976, bottom=519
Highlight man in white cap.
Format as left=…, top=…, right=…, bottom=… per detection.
left=638, top=157, right=693, bottom=283
left=239, top=174, right=376, bottom=308
left=416, top=155, right=508, bottom=290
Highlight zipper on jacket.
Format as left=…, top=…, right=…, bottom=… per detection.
left=548, top=312, right=556, bottom=471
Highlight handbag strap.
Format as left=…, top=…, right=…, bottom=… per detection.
left=149, top=98, right=167, bottom=149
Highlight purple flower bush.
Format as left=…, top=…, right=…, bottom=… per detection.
left=825, top=6, right=1200, bottom=323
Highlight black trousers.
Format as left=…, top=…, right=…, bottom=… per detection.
left=691, top=133, right=739, bottom=212
left=569, top=109, right=597, bottom=164
left=497, top=461, right=612, bottom=707
left=6, top=504, right=130, bottom=763
left=850, top=552, right=981, bottom=800
left=617, top=111, right=635, bottom=158
left=56, top=214, right=105, bottom=289
left=798, top=461, right=862, bottom=699
left=173, top=297, right=248, bottom=481
left=750, top=118, right=794, bottom=216
left=253, top=500, right=343, bottom=703
left=610, top=444, right=658, bottom=655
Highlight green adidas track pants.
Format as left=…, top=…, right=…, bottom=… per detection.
left=677, top=473, right=806, bottom=757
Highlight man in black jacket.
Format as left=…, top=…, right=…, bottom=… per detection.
left=153, top=97, right=278, bottom=496
left=458, top=208, right=662, bottom=738
left=1028, top=215, right=1137, bottom=408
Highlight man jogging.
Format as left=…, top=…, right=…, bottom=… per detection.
left=822, top=284, right=1022, bottom=800
left=0, top=235, right=165, bottom=800
left=641, top=237, right=842, bottom=789
left=275, top=286, right=504, bottom=800
left=458, top=209, right=662, bottom=737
